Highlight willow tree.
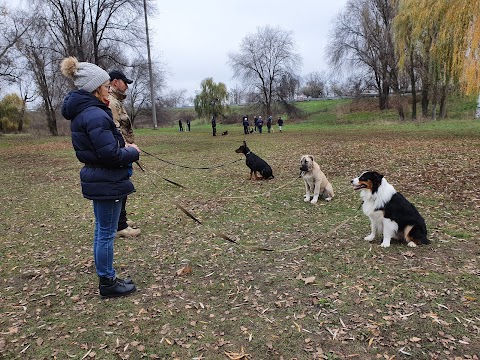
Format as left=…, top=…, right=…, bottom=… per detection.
left=394, top=0, right=480, bottom=119
left=193, top=78, right=228, bottom=119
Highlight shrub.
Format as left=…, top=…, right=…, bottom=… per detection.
left=0, top=93, right=29, bottom=133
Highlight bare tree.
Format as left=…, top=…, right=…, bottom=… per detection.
left=12, top=0, right=160, bottom=135
left=37, top=0, right=147, bottom=66
left=329, top=74, right=372, bottom=97
left=0, top=5, right=31, bottom=81
left=228, top=85, right=244, bottom=105
left=121, top=56, right=165, bottom=124
left=327, top=0, right=402, bottom=114
left=277, top=72, right=300, bottom=102
left=16, top=60, right=37, bottom=132
left=228, top=25, right=302, bottom=115
left=17, top=20, right=64, bottom=136
left=301, top=71, right=328, bottom=98
left=160, top=89, right=187, bottom=108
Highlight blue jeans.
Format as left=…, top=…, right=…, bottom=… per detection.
left=93, top=199, right=123, bottom=278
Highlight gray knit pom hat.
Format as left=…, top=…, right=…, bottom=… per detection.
left=60, top=57, right=110, bottom=93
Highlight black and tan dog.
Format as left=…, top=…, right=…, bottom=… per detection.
left=235, top=141, right=274, bottom=180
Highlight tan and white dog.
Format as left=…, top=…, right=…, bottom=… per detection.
left=300, top=155, right=335, bottom=203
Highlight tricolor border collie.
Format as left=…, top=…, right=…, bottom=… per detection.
left=351, top=171, right=428, bottom=248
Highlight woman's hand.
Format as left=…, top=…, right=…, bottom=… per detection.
left=126, top=143, right=141, bottom=154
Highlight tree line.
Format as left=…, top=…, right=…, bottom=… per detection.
left=327, top=0, right=480, bottom=120
left=0, top=0, right=165, bottom=135
left=1, top=0, right=479, bottom=135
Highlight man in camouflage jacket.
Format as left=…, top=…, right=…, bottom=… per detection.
left=109, top=70, right=141, bottom=238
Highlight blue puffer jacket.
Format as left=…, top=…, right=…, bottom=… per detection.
left=61, top=90, right=140, bottom=200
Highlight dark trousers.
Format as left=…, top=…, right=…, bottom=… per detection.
left=243, top=126, right=249, bottom=134
left=212, top=126, right=216, bottom=136
left=117, top=196, right=128, bottom=231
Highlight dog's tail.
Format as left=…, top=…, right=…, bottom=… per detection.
left=410, top=225, right=429, bottom=245
left=261, top=169, right=274, bottom=180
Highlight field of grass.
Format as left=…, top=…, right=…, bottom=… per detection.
left=1, top=99, right=479, bottom=359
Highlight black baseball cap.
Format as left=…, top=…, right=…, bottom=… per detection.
left=108, top=70, right=133, bottom=84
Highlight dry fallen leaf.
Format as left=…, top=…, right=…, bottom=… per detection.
left=303, top=276, right=316, bottom=285
left=296, top=274, right=316, bottom=285
left=225, top=347, right=250, bottom=360
left=176, top=265, right=192, bottom=276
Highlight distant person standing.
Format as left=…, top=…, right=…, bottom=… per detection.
left=212, top=115, right=217, bottom=136
left=186, top=119, right=191, bottom=131
left=253, top=116, right=258, bottom=132
left=242, top=115, right=249, bottom=134
left=178, top=119, right=184, bottom=132
left=109, top=69, right=141, bottom=238
left=257, top=115, right=264, bottom=133
left=266, top=115, right=272, bottom=133
left=278, top=116, right=284, bottom=132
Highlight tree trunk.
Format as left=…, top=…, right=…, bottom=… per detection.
left=421, top=87, right=429, bottom=118
left=398, top=103, right=405, bottom=121
left=476, top=94, right=480, bottom=119
left=18, top=98, right=26, bottom=132
left=439, top=85, right=447, bottom=119
left=409, top=52, right=417, bottom=120
left=381, top=82, right=390, bottom=110
left=379, top=89, right=389, bottom=110
left=44, top=98, right=58, bottom=136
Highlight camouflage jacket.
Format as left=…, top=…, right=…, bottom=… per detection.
left=109, top=89, right=134, bottom=144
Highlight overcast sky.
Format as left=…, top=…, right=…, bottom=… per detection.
left=150, top=0, right=348, bottom=99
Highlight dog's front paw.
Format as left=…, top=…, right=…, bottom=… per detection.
left=304, top=196, right=310, bottom=202
left=380, top=240, right=391, bottom=248
left=407, top=241, right=417, bottom=248
left=310, top=198, right=318, bottom=204
left=364, top=234, right=375, bottom=241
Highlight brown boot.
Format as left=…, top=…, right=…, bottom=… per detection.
left=116, top=226, right=141, bottom=238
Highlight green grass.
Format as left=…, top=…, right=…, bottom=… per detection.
left=1, top=98, right=479, bottom=359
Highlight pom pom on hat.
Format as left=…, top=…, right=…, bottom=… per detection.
left=60, top=56, right=110, bottom=93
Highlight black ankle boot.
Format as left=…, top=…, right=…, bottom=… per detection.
left=117, top=277, right=134, bottom=285
left=99, top=277, right=136, bottom=298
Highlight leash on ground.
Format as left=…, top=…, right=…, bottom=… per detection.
left=139, top=151, right=300, bottom=200
left=135, top=161, right=356, bottom=253
left=135, top=161, right=273, bottom=251
left=141, top=149, right=244, bottom=170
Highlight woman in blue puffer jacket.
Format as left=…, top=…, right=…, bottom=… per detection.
left=61, top=57, right=140, bottom=298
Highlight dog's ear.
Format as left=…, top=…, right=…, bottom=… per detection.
left=308, top=155, right=314, bottom=162
left=372, top=171, right=384, bottom=191
left=243, top=141, right=247, bottom=146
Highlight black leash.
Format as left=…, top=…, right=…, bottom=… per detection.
left=140, top=149, right=244, bottom=170
left=134, top=161, right=255, bottom=247
left=134, top=161, right=353, bottom=253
